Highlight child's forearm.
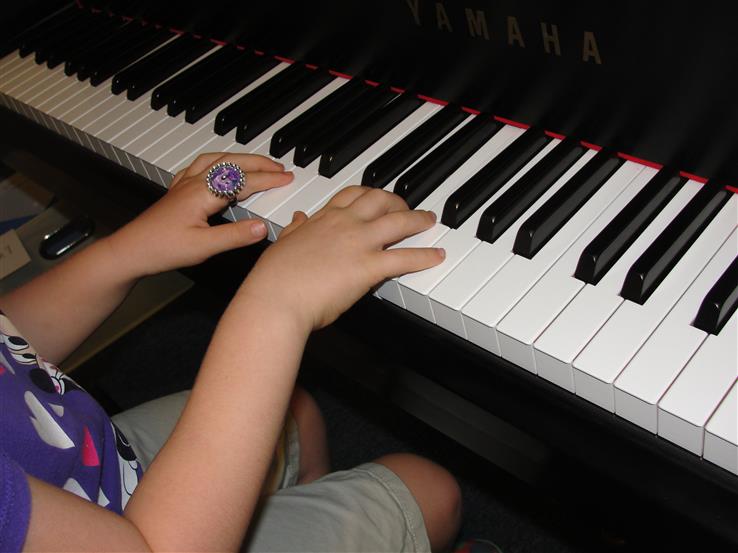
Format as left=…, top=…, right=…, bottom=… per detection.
left=123, top=287, right=310, bottom=551
left=0, top=236, right=141, bottom=364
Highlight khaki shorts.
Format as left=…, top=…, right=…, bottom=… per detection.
left=112, top=391, right=431, bottom=553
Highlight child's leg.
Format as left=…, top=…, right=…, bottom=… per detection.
left=289, top=387, right=330, bottom=484
left=111, top=386, right=327, bottom=483
left=243, top=453, right=461, bottom=553
left=374, top=453, right=462, bottom=552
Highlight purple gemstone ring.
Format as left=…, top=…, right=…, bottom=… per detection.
left=206, top=162, right=246, bottom=204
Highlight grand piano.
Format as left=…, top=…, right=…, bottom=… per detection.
left=1, top=0, right=736, bottom=548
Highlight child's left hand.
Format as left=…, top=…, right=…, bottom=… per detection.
left=108, top=153, right=293, bottom=277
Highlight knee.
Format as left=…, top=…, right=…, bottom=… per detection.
left=374, top=453, right=462, bottom=551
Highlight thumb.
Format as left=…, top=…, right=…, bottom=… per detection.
left=204, top=219, right=269, bottom=255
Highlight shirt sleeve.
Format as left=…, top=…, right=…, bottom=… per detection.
left=0, top=448, right=31, bottom=553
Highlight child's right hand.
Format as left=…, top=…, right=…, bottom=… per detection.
left=239, top=186, right=445, bottom=332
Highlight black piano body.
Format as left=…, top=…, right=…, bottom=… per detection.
left=1, top=0, right=737, bottom=549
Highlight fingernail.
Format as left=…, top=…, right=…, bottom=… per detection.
left=251, top=221, right=267, bottom=237
left=427, top=210, right=437, bottom=221
left=436, top=247, right=446, bottom=259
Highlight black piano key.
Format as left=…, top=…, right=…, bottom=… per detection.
left=182, top=54, right=279, bottom=123
left=127, top=38, right=215, bottom=101
left=574, top=169, right=685, bottom=285
left=33, top=14, right=91, bottom=64
left=318, top=93, right=423, bottom=178
left=393, top=114, right=502, bottom=209
left=73, top=22, right=152, bottom=80
left=111, top=33, right=193, bottom=95
left=513, top=148, right=623, bottom=259
left=17, top=5, right=80, bottom=57
left=476, top=138, right=585, bottom=244
left=89, top=29, right=174, bottom=86
left=150, top=45, right=242, bottom=110
left=693, top=256, right=738, bottom=335
left=269, top=78, right=367, bottom=159
left=111, top=34, right=213, bottom=97
left=360, top=104, right=468, bottom=189
left=2, top=4, right=78, bottom=58
left=234, top=70, right=334, bottom=143
left=46, top=14, right=122, bottom=69
left=64, top=19, right=134, bottom=76
left=212, top=61, right=308, bottom=135
left=441, top=127, right=550, bottom=229
left=621, top=179, right=730, bottom=305
left=293, top=85, right=398, bottom=168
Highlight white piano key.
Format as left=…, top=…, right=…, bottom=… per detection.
left=403, top=137, right=559, bottom=319
left=395, top=124, right=527, bottom=320
left=12, top=64, right=65, bottom=104
left=572, top=194, right=738, bottom=412
left=267, top=100, right=442, bottom=232
left=0, top=51, right=24, bottom=74
left=495, top=164, right=654, bottom=373
left=658, top=309, right=738, bottom=456
left=428, top=145, right=591, bottom=338
left=0, top=56, right=42, bottom=94
left=14, top=65, right=72, bottom=130
left=461, top=149, right=636, bottom=355
left=704, top=381, right=738, bottom=475
left=614, top=227, right=738, bottom=433
left=3, top=60, right=51, bottom=124
left=533, top=181, right=701, bottom=392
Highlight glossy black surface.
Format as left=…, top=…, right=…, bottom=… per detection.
left=621, top=180, right=730, bottom=305
left=441, top=127, right=550, bottom=228
left=89, top=29, right=173, bottom=87
left=513, top=149, right=622, bottom=258
left=693, top=256, right=738, bottom=335
left=269, top=78, right=366, bottom=159
left=575, top=169, right=684, bottom=285
left=111, top=35, right=214, bottom=99
left=150, top=45, right=241, bottom=111
left=476, top=138, right=584, bottom=244
left=77, top=0, right=738, bottom=184
left=212, top=61, right=305, bottom=135
left=319, top=93, right=422, bottom=178
left=63, top=18, right=133, bottom=76
left=292, top=85, right=397, bottom=168
left=73, top=21, right=151, bottom=81
left=185, top=55, right=279, bottom=124
left=47, top=13, right=123, bottom=69
left=394, top=115, right=501, bottom=208
left=361, top=104, right=467, bottom=189
left=234, top=69, right=333, bottom=144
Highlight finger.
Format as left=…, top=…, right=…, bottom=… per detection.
left=212, top=153, right=286, bottom=174
left=197, top=218, right=269, bottom=257
left=324, top=185, right=370, bottom=209
left=349, top=188, right=408, bottom=220
left=369, top=209, right=437, bottom=246
left=375, top=247, right=446, bottom=279
left=240, top=170, right=294, bottom=197
left=168, top=168, right=187, bottom=189
left=183, top=152, right=285, bottom=180
left=182, top=152, right=224, bottom=179
left=279, top=210, right=308, bottom=240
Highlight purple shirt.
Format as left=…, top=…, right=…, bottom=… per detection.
left=0, top=313, right=142, bottom=552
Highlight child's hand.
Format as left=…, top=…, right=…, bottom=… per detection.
left=108, top=153, right=293, bottom=276
left=239, top=186, right=445, bottom=332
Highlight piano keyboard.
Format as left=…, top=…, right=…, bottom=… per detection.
left=2, top=7, right=736, bottom=476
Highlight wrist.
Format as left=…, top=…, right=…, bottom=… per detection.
left=103, top=224, right=157, bottom=279
left=234, top=279, right=313, bottom=340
